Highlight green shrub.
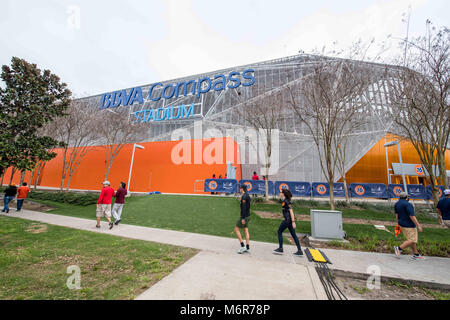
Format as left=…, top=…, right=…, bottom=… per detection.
left=335, top=200, right=350, bottom=208
left=252, top=197, right=265, bottom=203
left=27, top=191, right=99, bottom=206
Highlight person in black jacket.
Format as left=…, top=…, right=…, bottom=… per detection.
left=273, top=188, right=303, bottom=256
left=2, top=184, right=18, bottom=214
left=235, top=184, right=251, bottom=254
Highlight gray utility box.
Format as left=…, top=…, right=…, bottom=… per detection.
left=310, top=209, right=345, bottom=240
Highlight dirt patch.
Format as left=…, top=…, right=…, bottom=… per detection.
left=22, top=200, right=56, bottom=212
left=333, top=275, right=447, bottom=300
left=25, top=223, right=48, bottom=234
left=254, top=210, right=444, bottom=229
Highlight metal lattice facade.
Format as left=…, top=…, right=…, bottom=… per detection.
left=78, top=54, right=402, bottom=182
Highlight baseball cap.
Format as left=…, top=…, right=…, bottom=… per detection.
left=444, top=189, right=450, bottom=195
left=399, top=191, right=409, bottom=198
left=102, top=181, right=110, bottom=186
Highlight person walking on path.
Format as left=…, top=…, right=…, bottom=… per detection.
left=393, top=192, right=424, bottom=259
left=2, top=184, right=17, bottom=214
left=437, top=189, right=450, bottom=228
left=16, top=182, right=30, bottom=212
left=273, top=189, right=303, bottom=256
left=112, top=182, right=127, bottom=225
left=235, top=184, right=251, bottom=254
left=96, top=181, right=115, bottom=229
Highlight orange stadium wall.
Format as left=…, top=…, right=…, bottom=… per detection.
left=2, top=137, right=242, bottom=194
left=342, top=133, right=450, bottom=185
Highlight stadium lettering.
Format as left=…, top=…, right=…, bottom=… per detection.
left=132, top=103, right=195, bottom=123
left=99, top=69, right=255, bottom=109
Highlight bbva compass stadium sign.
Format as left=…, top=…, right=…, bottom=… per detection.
left=99, top=69, right=255, bottom=110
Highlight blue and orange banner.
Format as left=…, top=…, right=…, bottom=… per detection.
left=349, top=183, right=388, bottom=198
left=204, top=179, right=238, bottom=193
left=274, top=181, right=311, bottom=197
left=311, top=182, right=346, bottom=197
left=425, top=185, right=445, bottom=200
left=387, top=184, right=427, bottom=199
left=239, top=180, right=274, bottom=195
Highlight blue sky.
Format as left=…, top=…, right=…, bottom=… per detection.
left=0, top=0, right=448, bottom=97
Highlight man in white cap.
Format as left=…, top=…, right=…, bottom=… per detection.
left=393, top=192, right=424, bottom=259
left=437, top=189, right=450, bottom=228
left=96, top=181, right=115, bottom=229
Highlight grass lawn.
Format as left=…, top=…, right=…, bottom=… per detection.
left=252, top=202, right=438, bottom=224
left=26, top=194, right=450, bottom=256
left=0, top=215, right=197, bottom=300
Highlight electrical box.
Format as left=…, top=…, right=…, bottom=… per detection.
left=310, top=209, right=345, bottom=240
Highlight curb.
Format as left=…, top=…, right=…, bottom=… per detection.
left=329, top=269, right=450, bottom=291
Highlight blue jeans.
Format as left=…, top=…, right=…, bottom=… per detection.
left=278, top=219, right=302, bottom=250
left=17, top=199, right=24, bottom=210
left=3, top=196, right=14, bottom=212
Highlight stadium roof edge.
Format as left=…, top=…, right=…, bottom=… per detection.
left=74, top=53, right=405, bottom=101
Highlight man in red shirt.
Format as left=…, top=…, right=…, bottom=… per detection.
left=96, top=181, right=115, bottom=229
left=252, top=171, right=259, bottom=180
left=16, top=182, right=31, bottom=212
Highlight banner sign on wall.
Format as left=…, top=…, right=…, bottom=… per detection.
left=388, top=184, right=427, bottom=199
left=425, top=185, right=446, bottom=200
left=274, top=181, right=311, bottom=197
left=312, top=183, right=346, bottom=197
left=204, top=179, right=238, bottom=193
left=349, top=183, right=388, bottom=198
left=239, top=180, right=274, bottom=195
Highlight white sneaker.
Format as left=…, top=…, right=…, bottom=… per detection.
left=237, top=247, right=247, bottom=254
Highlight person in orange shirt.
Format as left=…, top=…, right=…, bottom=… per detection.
left=16, top=182, right=30, bottom=212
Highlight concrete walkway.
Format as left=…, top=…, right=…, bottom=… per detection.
left=3, top=209, right=450, bottom=299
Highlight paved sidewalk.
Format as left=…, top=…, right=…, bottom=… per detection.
left=3, top=209, right=450, bottom=298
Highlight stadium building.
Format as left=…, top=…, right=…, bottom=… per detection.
left=3, top=54, right=449, bottom=194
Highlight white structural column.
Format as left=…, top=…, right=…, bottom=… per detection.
left=127, top=143, right=145, bottom=193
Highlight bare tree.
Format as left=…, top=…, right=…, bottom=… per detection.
left=387, top=23, right=449, bottom=207
left=44, top=100, right=99, bottom=191
left=95, top=108, right=144, bottom=180
left=287, top=58, right=371, bottom=209
left=236, top=91, right=285, bottom=199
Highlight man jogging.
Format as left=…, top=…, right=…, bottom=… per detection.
left=16, top=182, right=30, bottom=212
left=273, top=189, right=303, bottom=256
left=437, top=189, right=450, bottom=228
left=235, top=184, right=251, bottom=254
left=112, top=182, right=127, bottom=225
left=96, top=181, right=114, bottom=229
left=393, top=192, right=424, bottom=259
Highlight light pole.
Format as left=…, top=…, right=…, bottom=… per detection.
left=384, top=140, right=408, bottom=194
left=127, top=143, right=145, bottom=194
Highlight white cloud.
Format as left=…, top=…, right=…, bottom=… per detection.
left=147, top=0, right=429, bottom=82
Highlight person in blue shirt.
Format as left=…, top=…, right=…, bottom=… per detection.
left=393, top=192, right=424, bottom=259
left=437, top=189, right=450, bottom=228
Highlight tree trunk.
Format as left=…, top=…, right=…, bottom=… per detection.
left=0, top=173, right=4, bottom=186
left=438, top=151, right=449, bottom=189
left=329, top=182, right=335, bottom=210
left=30, top=167, right=36, bottom=186
left=34, top=163, right=44, bottom=190
left=264, top=169, right=269, bottom=200
left=19, top=171, right=26, bottom=186
left=8, top=168, right=16, bottom=185
left=66, top=175, right=73, bottom=192
left=343, top=176, right=349, bottom=203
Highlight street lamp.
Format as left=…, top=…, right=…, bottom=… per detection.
left=384, top=140, right=408, bottom=194
left=127, top=143, right=145, bottom=194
